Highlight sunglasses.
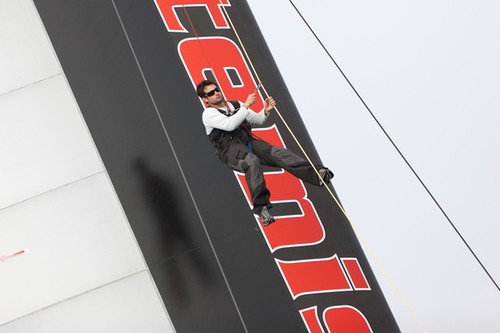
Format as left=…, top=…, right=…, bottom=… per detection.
left=205, top=87, right=220, bottom=97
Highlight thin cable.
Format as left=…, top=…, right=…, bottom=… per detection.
left=219, top=4, right=326, bottom=187
left=220, top=2, right=428, bottom=332
left=180, top=1, right=214, bottom=74
left=288, top=0, right=500, bottom=293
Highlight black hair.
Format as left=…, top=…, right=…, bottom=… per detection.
left=196, top=80, right=218, bottom=98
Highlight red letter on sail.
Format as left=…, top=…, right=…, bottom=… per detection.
left=179, top=37, right=263, bottom=110
left=323, top=306, right=373, bottom=333
left=276, top=255, right=352, bottom=299
left=235, top=126, right=325, bottom=251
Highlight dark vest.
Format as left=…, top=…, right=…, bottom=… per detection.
left=207, top=101, right=253, bottom=163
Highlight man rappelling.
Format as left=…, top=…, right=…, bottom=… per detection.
left=197, top=80, right=333, bottom=226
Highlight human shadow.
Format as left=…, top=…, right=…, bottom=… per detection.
left=133, top=157, right=214, bottom=304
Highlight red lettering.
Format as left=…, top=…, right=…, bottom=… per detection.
left=154, top=0, right=231, bottom=32
left=276, top=255, right=352, bottom=299
left=301, top=306, right=373, bottom=333
left=235, top=126, right=325, bottom=251
left=341, top=258, right=371, bottom=290
left=300, top=307, right=325, bottom=333
left=179, top=37, right=264, bottom=110
left=323, top=306, right=373, bottom=333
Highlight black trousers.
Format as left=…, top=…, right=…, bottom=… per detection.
left=225, top=139, right=321, bottom=213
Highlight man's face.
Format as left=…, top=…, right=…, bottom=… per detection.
left=203, top=84, right=224, bottom=105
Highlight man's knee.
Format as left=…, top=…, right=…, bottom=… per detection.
left=270, top=146, right=304, bottom=166
left=242, top=153, right=261, bottom=171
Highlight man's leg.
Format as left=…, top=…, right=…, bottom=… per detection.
left=225, top=143, right=272, bottom=215
left=250, top=140, right=333, bottom=186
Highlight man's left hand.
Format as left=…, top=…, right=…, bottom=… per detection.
left=264, top=97, right=276, bottom=115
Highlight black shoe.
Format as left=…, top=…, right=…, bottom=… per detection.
left=258, top=206, right=275, bottom=226
left=318, top=167, right=334, bottom=186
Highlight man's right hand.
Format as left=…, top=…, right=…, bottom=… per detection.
left=243, top=93, right=257, bottom=109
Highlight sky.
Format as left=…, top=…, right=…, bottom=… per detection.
left=247, top=1, right=500, bottom=332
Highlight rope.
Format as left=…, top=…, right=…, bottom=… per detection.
left=219, top=4, right=426, bottom=332
left=287, top=0, right=499, bottom=293
left=219, top=1, right=428, bottom=332
left=180, top=1, right=214, bottom=74
left=182, top=1, right=427, bottom=332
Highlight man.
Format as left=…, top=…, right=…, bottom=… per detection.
left=197, top=80, right=333, bottom=226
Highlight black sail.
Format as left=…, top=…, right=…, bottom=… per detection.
left=33, top=0, right=400, bottom=332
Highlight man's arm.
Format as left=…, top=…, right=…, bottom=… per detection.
left=202, top=107, right=249, bottom=134
left=245, top=106, right=269, bottom=125
left=245, top=95, right=276, bottom=125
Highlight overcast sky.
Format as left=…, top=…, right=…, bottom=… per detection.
left=248, top=1, right=500, bottom=332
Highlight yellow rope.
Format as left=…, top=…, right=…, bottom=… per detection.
left=218, top=2, right=428, bottom=332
